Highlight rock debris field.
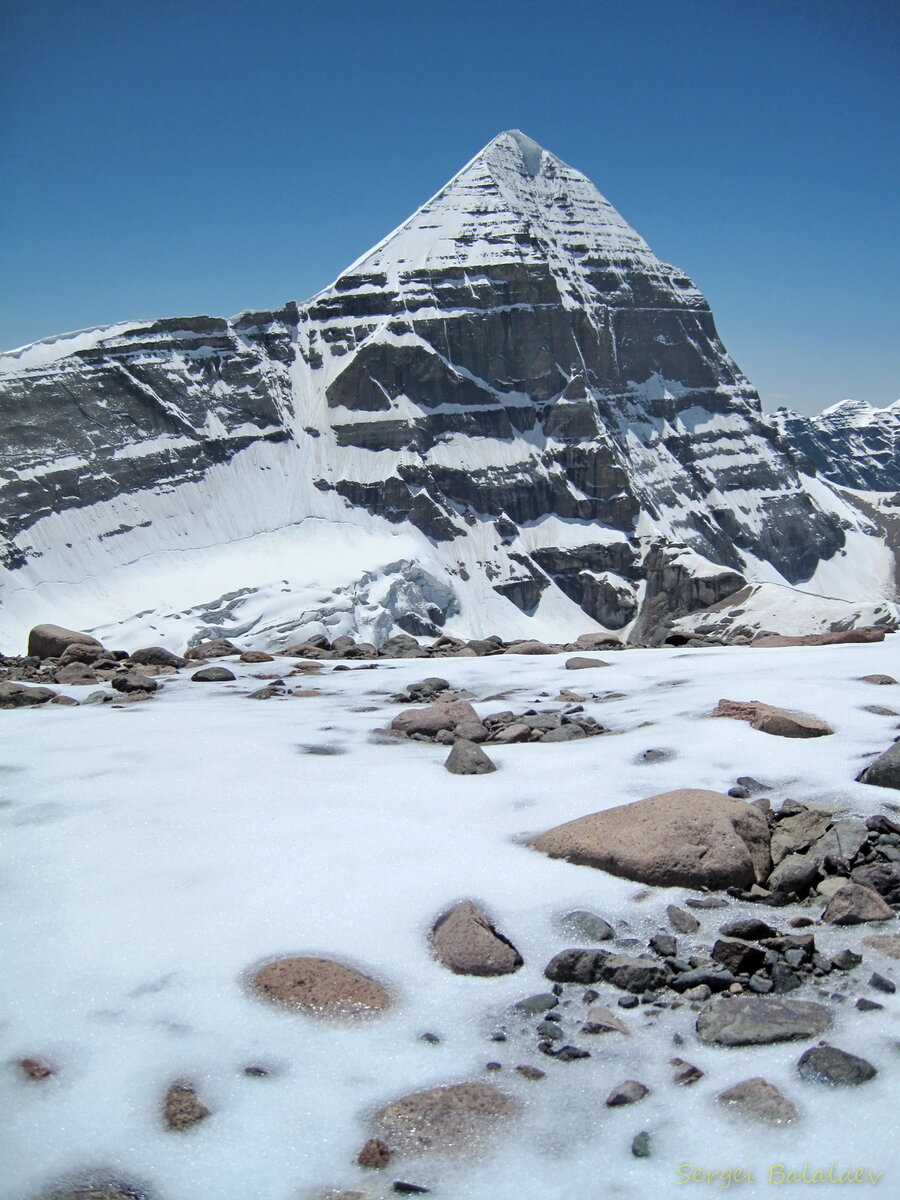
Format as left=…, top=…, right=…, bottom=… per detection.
left=2, top=626, right=900, bottom=1199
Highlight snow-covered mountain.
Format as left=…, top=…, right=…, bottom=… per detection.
left=0, top=131, right=896, bottom=651
left=771, top=399, right=900, bottom=492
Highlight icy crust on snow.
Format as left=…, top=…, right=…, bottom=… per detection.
left=2, top=644, right=900, bottom=1200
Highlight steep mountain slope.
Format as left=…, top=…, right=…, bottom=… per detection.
left=0, top=132, right=895, bottom=651
left=771, top=399, right=900, bottom=491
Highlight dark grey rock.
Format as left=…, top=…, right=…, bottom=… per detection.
left=557, top=910, right=614, bottom=942
left=190, top=667, right=236, bottom=682
left=797, top=1044, right=877, bottom=1085
left=130, top=646, right=189, bottom=668
left=111, top=673, right=158, bottom=694
left=0, top=681, right=57, bottom=707
left=857, top=740, right=900, bottom=791
left=868, top=972, right=896, bottom=993
left=696, top=995, right=832, bottom=1045
left=544, top=948, right=667, bottom=993
left=631, top=1131, right=651, bottom=1157
left=444, top=739, right=497, bottom=775
left=666, top=904, right=701, bottom=934
left=510, top=993, right=559, bottom=1016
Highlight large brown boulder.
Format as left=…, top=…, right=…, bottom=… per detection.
left=391, top=699, right=479, bottom=736
left=184, top=638, right=241, bottom=659
left=27, top=624, right=102, bottom=659
left=709, top=699, right=832, bottom=738
left=371, top=1081, right=517, bottom=1155
left=250, top=956, right=392, bottom=1018
left=821, top=883, right=893, bottom=924
left=532, top=789, right=771, bottom=890
left=429, top=901, right=522, bottom=975
left=752, top=628, right=885, bottom=647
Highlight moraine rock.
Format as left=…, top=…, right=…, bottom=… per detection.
left=111, top=673, right=158, bottom=693
left=190, top=666, right=236, bottom=682
left=443, top=739, right=497, bottom=775
left=163, top=1081, right=210, bottom=1131
left=371, top=1081, right=517, bottom=1156
left=50, top=1186, right=150, bottom=1200
left=797, top=1044, right=877, bottom=1086
left=544, top=948, right=667, bottom=992
left=581, top=1005, right=631, bottom=1035
left=239, top=650, right=274, bottom=663
left=27, top=624, right=103, bottom=659
left=53, top=663, right=99, bottom=685
left=391, top=699, right=479, bottom=736
left=185, top=638, right=241, bottom=660
left=862, top=934, right=900, bottom=958
left=0, top=681, right=57, bottom=707
left=356, top=1137, right=392, bottom=1168
left=250, top=956, right=392, bottom=1017
left=429, top=900, right=522, bottom=976
left=557, top=910, right=614, bottom=942
left=564, top=656, right=610, bottom=670
left=716, top=1077, right=797, bottom=1124
left=860, top=674, right=898, bottom=685
left=129, top=646, right=189, bottom=668
left=667, top=904, right=701, bottom=934
left=709, top=699, right=833, bottom=738
left=532, top=789, right=770, bottom=890
left=822, top=883, right=894, bottom=924
left=752, top=628, right=886, bottom=647
left=850, top=860, right=900, bottom=903
left=857, top=739, right=900, bottom=790
left=605, top=1080, right=649, bottom=1106
left=770, top=808, right=833, bottom=864
left=696, top=995, right=832, bottom=1045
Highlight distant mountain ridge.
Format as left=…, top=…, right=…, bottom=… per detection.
left=771, top=399, right=900, bottom=492
left=0, top=131, right=896, bottom=651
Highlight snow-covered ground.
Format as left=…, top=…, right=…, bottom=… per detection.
left=3, top=640, right=900, bottom=1199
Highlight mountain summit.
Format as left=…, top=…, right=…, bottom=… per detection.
left=0, top=134, right=895, bottom=650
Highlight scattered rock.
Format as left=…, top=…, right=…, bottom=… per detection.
left=822, top=883, right=893, bottom=924
left=631, top=1131, right=651, bottom=1158
left=666, top=904, right=700, bottom=934
left=239, top=650, right=274, bottom=663
left=696, top=995, right=831, bottom=1045
left=405, top=677, right=450, bottom=701
left=357, top=1137, right=392, bottom=1168
left=129, top=647, right=188, bottom=669
left=670, top=1058, right=703, bottom=1086
left=444, top=739, right=497, bottom=775
left=392, top=1184, right=430, bottom=1196
left=770, top=808, right=833, bottom=864
left=581, top=1006, right=632, bottom=1036
left=510, top=993, right=558, bottom=1015
left=797, top=1044, right=877, bottom=1086
left=869, top=972, right=895, bottom=993
left=111, top=673, right=158, bottom=694
left=49, top=1186, right=149, bottom=1200
left=564, top=657, right=609, bottom=670
left=857, top=740, right=900, bottom=791
left=860, top=674, right=897, bottom=685
left=515, top=1064, right=545, bottom=1081
left=850, top=860, right=900, bottom=903
left=185, top=638, right=240, bottom=659
left=429, top=901, right=522, bottom=976
left=250, top=956, right=392, bottom=1017
left=391, top=699, right=479, bottom=737
left=862, top=934, right=900, bottom=958
left=716, top=1077, right=797, bottom=1123
left=719, top=918, right=778, bottom=941
left=606, top=1080, right=649, bottom=1106
left=371, top=1081, right=517, bottom=1155
left=558, top=910, right=614, bottom=942
left=540, top=723, right=587, bottom=742
left=752, top=629, right=885, bottom=647
left=532, top=789, right=771, bottom=890
left=709, top=698, right=833, bottom=738
left=53, top=663, right=99, bottom=685
left=163, top=1082, right=210, bottom=1130
left=27, top=624, right=102, bottom=659
left=50, top=694, right=79, bottom=706
left=832, top=949, right=862, bottom=971
left=507, top=641, right=556, bottom=654
left=0, top=681, right=57, bottom=708
left=19, top=1056, right=53, bottom=1079
left=190, top=667, right=236, bottom=682
left=767, top=851, right=821, bottom=896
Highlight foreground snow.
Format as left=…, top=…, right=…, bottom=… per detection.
left=2, top=641, right=900, bottom=1199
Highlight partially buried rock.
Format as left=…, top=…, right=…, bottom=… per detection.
left=184, top=638, right=240, bottom=659
left=822, top=883, right=893, bottom=925
left=112, top=673, right=158, bottom=694
left=251, top=956, right=392, bottom=1017
left=532, top=789, right=770, bottom=890
left=544, top=949, right=667, bottom=992
left=862, top=934, right=900, bottom=958
left=558, top=910, right=614, bottom=942
left=429, top=901, right=522, bottom=976
left=371, top=1081, right=517, bottom=1155
left=357, top=1137, right=392, bottom=1168
left=860, top=674, right=897, bottom=685
left=27, top=623, right=102, bottom=659
left=19, top=1056, right=53, bottom=1079
left=444, top=739, right=497, bottom=775
left=696, top=995, right=831, bottom=1046
left=564, top=656, right=609, bottom=670
left=857, top=740, right=900, bottom=791
left=163, top=1081, right=210, bottom=1130
left=191, top=666, right=236, bottom=682
left=0, top=681, right=57, bottom=708
left=797, top=1044, right=877, bottom=1086
left=606, top=1080, right=649, bottom=1106
left=129, top=646, right=188, bottom=669
left=666, top=904, right=700, bottom=934
left=581, top=1005, right=631, bottom=1036
left=716, top=1077, right=797, bottom=1124
left=709, top=699, right=832, bottom=738
left=240, top=650, right=274, bottom=663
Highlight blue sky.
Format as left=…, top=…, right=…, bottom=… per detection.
left=2, top=0, right=897, bottom=414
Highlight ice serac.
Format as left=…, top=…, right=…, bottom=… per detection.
left=0, top=132, right=894, bottom=650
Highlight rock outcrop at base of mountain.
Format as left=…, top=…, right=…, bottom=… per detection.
left=1, top=131, right=896, bottom=652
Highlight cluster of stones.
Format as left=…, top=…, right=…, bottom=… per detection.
left=254, top=630, right=622, bottom=660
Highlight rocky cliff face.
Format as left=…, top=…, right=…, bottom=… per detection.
left=771, top=400, right=900, bottom=492
left=0, top=132, right=894, bottom=650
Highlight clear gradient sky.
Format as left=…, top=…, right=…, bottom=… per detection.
left=2, top=0, right=897, bottom=415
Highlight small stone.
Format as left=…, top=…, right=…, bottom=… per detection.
left=860, top=674, right=898, bottom=685
left=709, top=698, right=833, bottom=738
left=631, top=1131, right=651, bottom=1158
left=618, top=994, right=640, bottom=1008
left=392, top=1185, right=430, bottom=1196
left=444, top=739, right=497, bottom=775
left=430, top=900, right=522, bottom=976
left=667, top=904, right=701, bottom=933
left=685, top=897, right=729, bottom=909
left=557, top=910, right=614, bottom=941
left=606, top=1080, right=649, bottom=1106
left=869, top=972, right=896, bottom=993
left=857, top=997, right=884, bottom=1011
left=515, top=1065, right=545, bottom=1080
left=716, top=1077, right=797, bottom=1123
left=243, top=1065, right=270, bottom=1076
left=239, top=650, right=274, bottom=663
left=542, top=1043, right=590, bottom=1061
left=670, top=1057, right=704, bottom=1085
left=357, top=1137, right=392, bottom=1168
left=511, top=993, right=558, bottom=1015
left=649, top=933, right=677, bottom=958
left=164, top=1081, right=210, bottom=1130
left=19, top=1057, right=53, bottom=1079
left=797, top=1044, right=877, bottom=1085
left=419, top=1032, right=441, bottom=1044
left=832, top=949, right=862, bottom=971
left=485, top=1061, right=502, bottom=1071
left=581, top=1006, right=632, bottom=1036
